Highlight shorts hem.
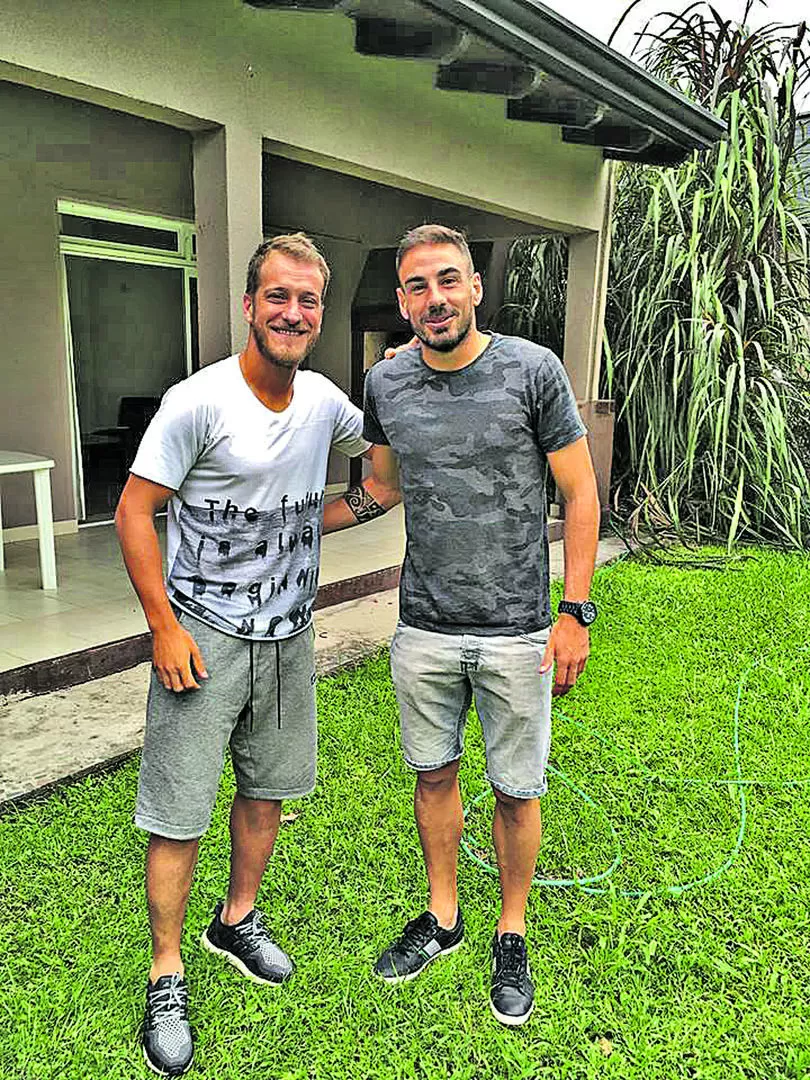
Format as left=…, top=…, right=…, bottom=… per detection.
left=134, top=813, right=208, bottom=841
left=487, top=774, right=547, bottom=799
left=404, top=753, right=462, bottom=773
left=236, top=783, right=316, bottom=801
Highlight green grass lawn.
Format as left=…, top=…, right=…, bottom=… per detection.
left=2, top=549, right=810, bottom=1080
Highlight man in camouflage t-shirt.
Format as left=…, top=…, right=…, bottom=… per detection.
left=333, top=224, right=600, bottom=1026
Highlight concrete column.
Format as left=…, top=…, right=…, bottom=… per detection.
left=312, top=240, right=369, bottom=488
left=563, top=235, right=608, bottom=401
left=193, top=124, right=263, bottom=366
left=562, top=166, right=615, bottom=513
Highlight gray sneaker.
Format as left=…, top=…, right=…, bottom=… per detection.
left=201, top=901, right=293, bottom=985
left=142, top=973, right=194, bottom=1077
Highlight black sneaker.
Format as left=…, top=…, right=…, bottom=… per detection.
left=201, top=901, right=293, bottom=985
left=142, top=973, right=194, bottom=1077
left=374, top=910, right=464, bottom=984
left=490, top=932, right=534, bottom=1026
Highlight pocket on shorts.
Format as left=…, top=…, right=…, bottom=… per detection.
left=389, top=622, right=404, bottom=673
left=517, top=628, right=551, bottom=668
left=390, top=621, right=407, bottom=656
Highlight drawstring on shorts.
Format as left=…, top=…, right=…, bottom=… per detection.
left=275, top=641, right=282, bottom=730
left=245, top=638, right=282, bottom=733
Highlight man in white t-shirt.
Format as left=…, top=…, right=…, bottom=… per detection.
left=116, top=233, right=400, bottom=1077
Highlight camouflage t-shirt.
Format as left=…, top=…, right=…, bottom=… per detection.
left=363, top=333, right=586, bottom=635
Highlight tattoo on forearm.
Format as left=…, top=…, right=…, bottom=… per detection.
left=343, top=484, right=386, bottom=523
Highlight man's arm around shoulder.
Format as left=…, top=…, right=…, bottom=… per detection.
left=115, top=475, right=208, bottom=692
left=322, top=444, right=402, bottom=533
left=541, top=436, right=600, bottom=696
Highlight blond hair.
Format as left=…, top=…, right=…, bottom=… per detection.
left=246, top=233, right=331, bottom=297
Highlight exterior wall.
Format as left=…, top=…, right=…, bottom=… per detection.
left=264, top=154, right=530, bottom=397
left=264, top=156, right=540, bottom=486
left=0, top=0, right=607, bottom=234
left=0, top=80, right=193, bottom=529
left=0, top=0, right=612, bottom=523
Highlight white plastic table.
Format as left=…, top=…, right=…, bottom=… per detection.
left=0, top=451, right=58, bottom=590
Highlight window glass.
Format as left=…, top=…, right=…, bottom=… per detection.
left=60, top=214, right=178, bottom=251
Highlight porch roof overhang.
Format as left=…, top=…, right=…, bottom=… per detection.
left=244, top=0, right=726, bottom=166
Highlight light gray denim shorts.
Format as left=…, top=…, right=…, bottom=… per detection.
left=389, top=622, right=553, bottom=799
left=135, top=610, right=317, bottom=840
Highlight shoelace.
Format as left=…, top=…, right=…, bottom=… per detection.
left=496, top=938, right=527, bottom=986
left=240, top=911, right=274, bottom=953
left=150, top=975, right=188, bottom=1022
left=395, top=914, right=437, bottom=955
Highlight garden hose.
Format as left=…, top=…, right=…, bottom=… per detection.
left=461, top=645, right=810, bottom=899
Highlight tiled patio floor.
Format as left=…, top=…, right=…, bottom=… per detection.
left=0, top=506, right=406, bottom=672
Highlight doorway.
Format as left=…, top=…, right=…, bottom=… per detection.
left=58, top=202, right=197, bottom=522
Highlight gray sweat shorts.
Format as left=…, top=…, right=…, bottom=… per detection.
left=135, top=610, right=317, bottom=840
left=390, top=622, right=553, bottom=798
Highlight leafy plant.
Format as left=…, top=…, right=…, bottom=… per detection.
left=501, top=2, right=810, bottom=550
left=492, top=234, right=568, bottom=358
left=606, top=1, right=810, bottom=549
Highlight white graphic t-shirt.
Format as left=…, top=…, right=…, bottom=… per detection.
left=131, top=355, right=369, bottom=640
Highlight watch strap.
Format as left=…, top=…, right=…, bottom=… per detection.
left=558, top=599, right=597, bottom=626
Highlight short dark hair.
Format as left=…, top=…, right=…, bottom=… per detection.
left=245, top=233, right=331, bottom=298
left=395, top=224, right=474, bottom=277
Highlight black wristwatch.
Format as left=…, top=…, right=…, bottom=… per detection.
left=558, top=599, right=598, bottom=627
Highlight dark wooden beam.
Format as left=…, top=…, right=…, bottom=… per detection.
left=436, top=60, right=538, bottom=97
left=562, top=124, right=655, bottom=151
left=604, top=142, right=688, bottom=165
left=354, top=17, right=464, bottom=60
left=0, top=634, right=153, bottom=699
left=0, top=565, right=402, bottom=699
left=244, top=0, right=344, bottom=9
left=507, top=95, right=604, bottom=128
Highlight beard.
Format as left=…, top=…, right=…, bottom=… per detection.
left=251, top=321, right=319, bottom=370
left=411, top=307, right=473, bottom=353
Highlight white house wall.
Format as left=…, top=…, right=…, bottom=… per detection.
left=0, top=0, right=613, bottom=528
left=0, top=0, right=608, bottom=234
left=0, top=81, right=194, bottom=530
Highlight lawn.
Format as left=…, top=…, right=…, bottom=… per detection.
left=2, top=549, right=809, bottom=1080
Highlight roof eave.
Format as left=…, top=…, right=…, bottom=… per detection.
left=244, top=0, right=727, bottom=164
left=421, top=0, right=726, bottom=150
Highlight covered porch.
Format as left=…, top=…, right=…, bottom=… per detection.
left=0, top=0, right=722, bottom=685
left=0, top=509, right=405, bottom=686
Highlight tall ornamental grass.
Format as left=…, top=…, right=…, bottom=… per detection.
left=499, top=2, right=810, bottom=550
left=494, top=234, right=567, bottom=358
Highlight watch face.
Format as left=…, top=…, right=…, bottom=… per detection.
left=580, top=600, right=598, bottom=626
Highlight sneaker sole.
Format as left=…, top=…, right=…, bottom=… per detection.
left=142, top=1044, right=194, bottom=1077
left=489, top=999, right=534, bottom=1027
left=376, top=939, right=464, bottom=985
left=200, top=929, right=290, bottom=986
